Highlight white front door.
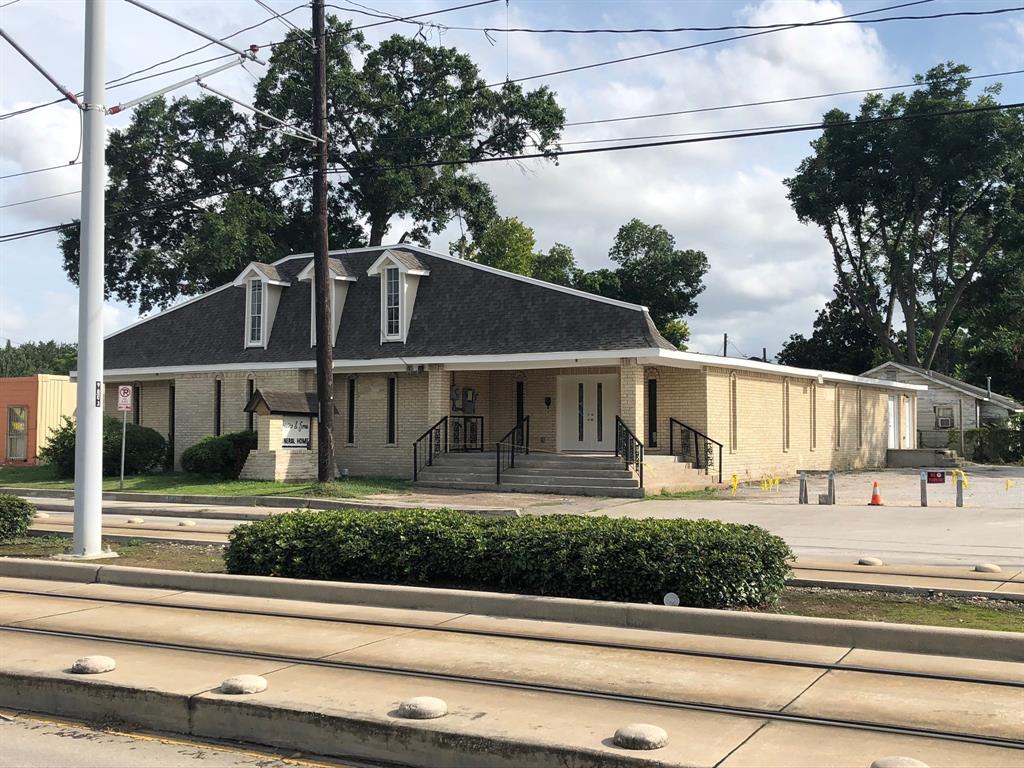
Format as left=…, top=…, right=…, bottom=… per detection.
left=901, top=398, right=913, bottom=448
left=887, top=396, right=899, bottom=449
left=557, top=374, right=618, bottom=452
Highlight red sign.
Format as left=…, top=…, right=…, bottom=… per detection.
left=927, top=471, right=945, bottom=484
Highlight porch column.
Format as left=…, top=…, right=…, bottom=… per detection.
left=425, top=365, right=449, bottom=426
left=619, top=358, right=645, bottom=441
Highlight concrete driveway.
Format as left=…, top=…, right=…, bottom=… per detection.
left=589, top=497, right=1024, bottom=567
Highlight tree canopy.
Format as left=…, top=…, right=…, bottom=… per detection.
left=0, top=340, right=77, bottom=378
left=785, top=62, right=1024, bottom=370
left=60, top=19, right=564, bottom=312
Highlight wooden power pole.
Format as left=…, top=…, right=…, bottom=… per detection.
left=312, top=0, right=334, bottom=482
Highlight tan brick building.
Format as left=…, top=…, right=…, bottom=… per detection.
left=100, top=245, right=921, bottom=494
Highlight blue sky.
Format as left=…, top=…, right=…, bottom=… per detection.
left=1, top=0, right=1022, bottom=357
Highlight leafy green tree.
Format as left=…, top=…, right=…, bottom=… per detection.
left=60, top=18, right=563, bottom=311
left=777, top=285, right=886, bottom=373
left=471, top=216, right=537, bottom=274
left=531, top=242, right=579, bottom=286
left=660, top=319, right=692, bottom=350
left=785, top=62, right=1024, bottom=369
left=0, top=340, right=77, bottom=377
left=605, top=219, right=709, bottom=335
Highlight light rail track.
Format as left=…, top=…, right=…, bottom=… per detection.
left=3, top=624, right=1021, bottom=751
left=1, top=584, right=1021, bottom=689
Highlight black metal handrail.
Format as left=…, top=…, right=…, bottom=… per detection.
left=495, top=416, right=530, bottom=485
left=614, top=416, right=644, bottom=488
left=449, top=414, right=484, bottom=452
left=413, top=416, right=448, bottom=481
left=668, top=417, right=723, bottom=484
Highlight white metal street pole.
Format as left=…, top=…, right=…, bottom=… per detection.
left=72, top=0, right=106, bottom=557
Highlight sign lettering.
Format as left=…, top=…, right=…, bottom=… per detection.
left=282, top=415, right=311, bottom=449
left=926, top=471, right=945, bottom=484
left=117, top=384, right=133, bottom=412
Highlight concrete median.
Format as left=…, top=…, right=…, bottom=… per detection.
left=1, top=557, right=1021, bottom=661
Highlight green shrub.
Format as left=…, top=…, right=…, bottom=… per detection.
left=225, top=509, right=792, bottom=609
left=181, top=430, right=256, bottom=479
left=950, top=417, right=1024, bottom=464
left=0, top=494, right=35, bottom=542
left=38, top=416, right=167, bottom=478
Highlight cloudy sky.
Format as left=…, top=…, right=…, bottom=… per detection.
left=1, top=0, right=1022, bottom=357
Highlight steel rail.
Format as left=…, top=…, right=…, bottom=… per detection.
left=1, top=586, right=1021, bottom=689
left=2, top=625, right=1020, bottom=750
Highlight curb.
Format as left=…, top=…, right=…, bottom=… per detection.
left=1, top=557, right=1021, bottom=662
left=0, top=487, right=520, bottom=517
left=0, top=669, right=662, bottom=768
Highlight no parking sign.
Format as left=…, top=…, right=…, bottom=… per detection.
left=117, top=385, right=133, bottom=412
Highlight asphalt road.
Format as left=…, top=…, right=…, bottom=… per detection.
left=0, top=712, right=351, bottom=768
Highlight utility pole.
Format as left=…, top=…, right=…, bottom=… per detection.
left=72, top=0, right=107, bottom=557
left=723, top=333, right=728, bottom=357
left=312, top=0, right=334, bottom=482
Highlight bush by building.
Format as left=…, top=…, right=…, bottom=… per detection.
left=225, top=509, right=792, bottom=609
left=181, top=430, right=257, bottom=479
left=949, top=415, right=1024, bottom=464
left=38, top=416, right=167, bottom=478
left=0, top=494, right=35, bottom=542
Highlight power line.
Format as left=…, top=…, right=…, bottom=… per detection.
left=0, top=189, right=79, bottom=210
left=487, top=1, right=956, bottom=86
left=3, top=100, right=1020, bottom=244
left=0, top=161, right=81, bottom=181
left=565, top=68, right=1024, bottom=127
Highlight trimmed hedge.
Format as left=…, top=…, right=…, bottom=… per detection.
left=225, top=509, right=792, bottom=608
left=0, top=494, right=35, bottom=542
left=181, top=430, right=257, bottom=479
left=38, top=416, right=167, bottom=478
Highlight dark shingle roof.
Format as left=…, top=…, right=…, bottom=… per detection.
left=327, top=257, right=355, bottom=279
left=383, top=248, right=430, bottom=273
left=251, top=263, right=285, bottom=282
left=244, top=389, right=319, bottom=415
left=106, top=247, right=676, bottom=370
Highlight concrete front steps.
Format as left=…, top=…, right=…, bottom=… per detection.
left=415, top=451, right=644, bottom=498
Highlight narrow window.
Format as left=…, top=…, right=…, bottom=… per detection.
left=384, top=267, right=401, bottom=338
left=214, top=379, right=222, bottom=436
left=168, top=384, right=175, bottom=460
left=346, top=378, right=356, bottom=445
left=132, top=384, right=142, bottom=426
left=647, top=378, right=657, bottom=447
left=810, top=383, right=817, bottom=450
left=597, top=382, right=604, bottom=443
left=834, top=385, right=841, bottom=449
left=577, top=382, right=584, bottom=442
left=248, top=279, right=263, bottom=345
left=857, top=388, right=863, bottom=448
left=246, top=378, right=255, bottom=431
left=729, top=373, right=738, bottom=451
left=386, top=376, right=397, bottom=444
left=782, top=379, right=790, bottom=451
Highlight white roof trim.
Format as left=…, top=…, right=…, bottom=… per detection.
left=295, top=260, right=357, bottom=282
left=95, top=347, right=921, bottom=391
left=231, top=262, right=290, bottom=287
left=862, top=361, right=1018, bottom=406
left=365, top=248, right=430, bottom=277
left=647, top=349, right=926, bottom=392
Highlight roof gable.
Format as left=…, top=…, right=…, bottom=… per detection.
left=863, top=361, right=1023, bottom=410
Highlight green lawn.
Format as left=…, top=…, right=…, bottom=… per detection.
left=646, top=487, right=721, bottom=500
left=0, top=464, right=410, bottom=499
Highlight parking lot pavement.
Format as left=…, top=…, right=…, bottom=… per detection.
left=591, top=497, right=1024, bottom=567
left=726, top=465, right=1024, bottom=508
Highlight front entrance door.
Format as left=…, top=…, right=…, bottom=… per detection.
left=6, top=406, right=28, bottom=461
left=557, top=374, right=618, bottom=452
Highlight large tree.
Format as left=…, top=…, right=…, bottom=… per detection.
left=60, top=18, right=563, bottom=311
left=785, top=62, right=1024, bottom=369
left=0, top=340, right=77, bottom=377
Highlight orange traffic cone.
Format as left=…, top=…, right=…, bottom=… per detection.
left=868, top=481, right=883, bottom=506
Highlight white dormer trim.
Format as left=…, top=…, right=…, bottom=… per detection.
left=297, top=260, right=355, bottom=347
left=233, top=262, right=290, bottom=350
left=366, top=251, right=425, bottom=344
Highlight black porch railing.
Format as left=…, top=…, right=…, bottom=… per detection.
left=412, top=415, right=485, bottom=480
left=495, top=416, right=530, bottom=485
left=614, top=416, right=644, bottom=488
left=668, top=417, right=723, bottom=484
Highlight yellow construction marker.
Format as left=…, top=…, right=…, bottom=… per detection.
left=1006, top=478, right=1015, bottom=492
left=731, top=474, right=739, bottom=496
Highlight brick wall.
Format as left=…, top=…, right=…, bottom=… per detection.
left=704, top=366, right=890, bottom=480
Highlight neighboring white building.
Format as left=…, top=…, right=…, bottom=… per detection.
left=862, top=361, right=1023, bottom=449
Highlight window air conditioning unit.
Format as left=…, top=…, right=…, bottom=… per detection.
left=937, top=417, right=953, bottom=429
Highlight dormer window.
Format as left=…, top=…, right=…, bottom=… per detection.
left=233, top=261, right=291, bottom=350
left=366, top=248, right=430, bottom=345
left=384, top=267, right=401, bottom=339
left=248, top=279, right=263, bottom=346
